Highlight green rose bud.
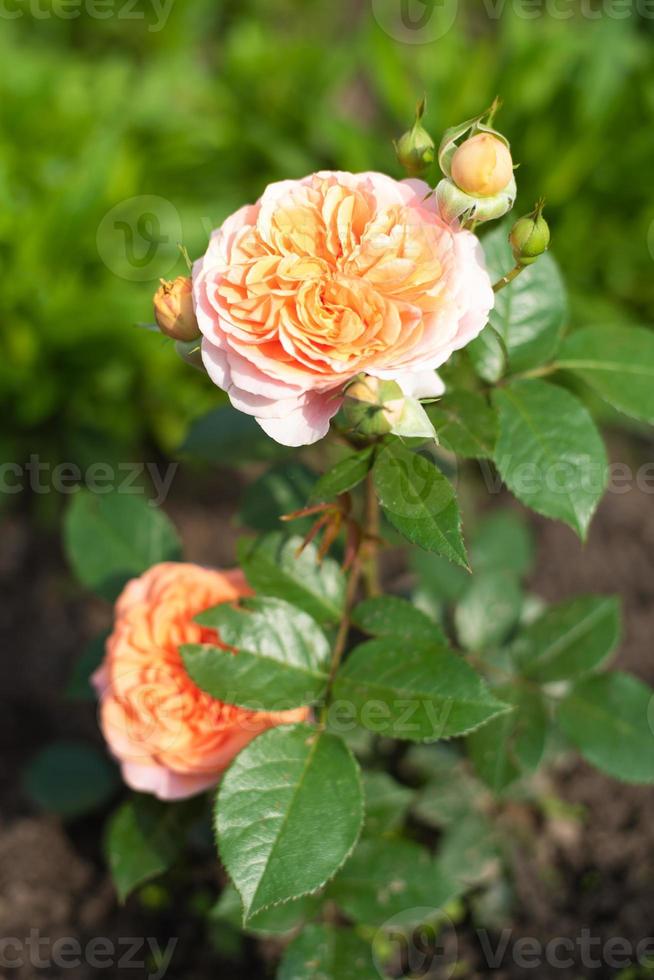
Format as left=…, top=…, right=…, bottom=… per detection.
left=509, top=201, right=551, bottom=266
left=343, top=376, right=405, bottom=436
left=394, top=97, right=435, bottom=177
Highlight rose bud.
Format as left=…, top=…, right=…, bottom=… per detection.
left=509, top=201, right=551, bottom=266
left=451, top=133, right=514, bottom=198
left=395, top=97, right=435, bottom=177
left=343, top=376, right=405, bottom=436
left=153, top=276, right=200, bottom=342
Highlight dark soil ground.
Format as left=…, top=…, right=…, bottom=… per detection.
left=1, top=436, right=653, bottom=979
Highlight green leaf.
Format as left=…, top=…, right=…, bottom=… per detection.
left=484, top=224, right=567, bottom=372
left=405, top=747, right=481, bottom=829
left=216, top=724, right=363, bottom=921
left=493, top=380, right=607, bottom=539
left=411, top=551, right=469, bottom=603
left=467, top=687, right=548, bottom=792
left=373, top=439, right=468, bottom=568
left=310, top=446, right=376, bottom=501
left=437, top=812, right=500, bottom=887
left=557, top=325, right=654, bottom=424
left=278, top=924, right=376, bottom=980
left=182, top=597, right=330, bottom=710
left=66, top=631, right=109, bottom=700
left=240, top=463, right=316, bottom=531
left=351, top=595, right=445, bottom=644
left=558, top=672, right=654, bottom=783
left=454, top=571, right=523, bottom=651
left=64, top=490, right=181, bottom=600
left=470, top=509, right=535, bottom=579
left=309, top=446, right=376, bottom=502
left=237, top=532, right=345, bottom=626
left=467, top=325, right=507, bottom=384
left=427, top=390, right=498, bottom=459
left=24, top=740, right=118, bottom=819
left=332, top=638, right=509, bottom=741
left=511, top=595, right=621, bottom=683
left=180, top=405, right=290, bottom=464
left=211, top=884, right=320, bottom=938
left=362, top=771, right=414, bottom=836
left=328, top=838, right=457, bottom=927
left=105, top=796, right=193, bottom=902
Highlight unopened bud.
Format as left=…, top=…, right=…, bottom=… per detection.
left=451, top=133, right=513, bottom=198
left=395, top=98, right=435, bottom=177
left=153, top=276, right=200, bottom=342
left=509, top=202, right=550, bottom=266
left=343, top=377, right=405, bottom=436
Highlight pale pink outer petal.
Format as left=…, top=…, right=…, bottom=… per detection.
left=257, top=389, right=343, bottom=447
left=120, top=761, right=219, bottom=801
left=201, top=340, right=304, bottom=419
left=394, top=370, right=446, bottom=400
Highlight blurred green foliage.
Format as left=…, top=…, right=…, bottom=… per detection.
left=2, top=0, right=653, bottom=466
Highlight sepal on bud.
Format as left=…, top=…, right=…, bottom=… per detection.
left=153, top=276, right=201, bottom=342
left=509, top=200, right=551, bottom=266
left=436, top=99, right=516, bottom=225
left=394, top=97, right=436, bottom=178
left=175, top=339, right=204, bottom=371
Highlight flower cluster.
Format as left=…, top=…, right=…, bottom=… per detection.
left=93, top=103, right=552, bottom=801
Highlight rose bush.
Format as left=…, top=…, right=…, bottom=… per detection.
left=92, top=562, right=306, bottom=800
left=193, top=171, right=493, bottom=445
left=49, top=100, right=654, bottom=978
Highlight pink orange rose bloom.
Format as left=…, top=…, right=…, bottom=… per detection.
left=193, top=171, right=494, bottom=446
left=93, top=563, right=307, bottom=800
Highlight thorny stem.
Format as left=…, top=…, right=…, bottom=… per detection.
left=319, top=468, right=380, bottom=725
left=493, top=264, right=525, bottom=292
left=320, top=557, right=363, bottom=726
left=362, top=470, right=381, bottom=597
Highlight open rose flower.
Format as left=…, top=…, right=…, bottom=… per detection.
left=92, top=563, right=307, bottom=800
left=193, top=171, right=493, bottom=446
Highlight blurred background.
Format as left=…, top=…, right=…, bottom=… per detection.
left=2, top=2, right=654, bottom=978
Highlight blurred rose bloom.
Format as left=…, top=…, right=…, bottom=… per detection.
left=93, top=563, right=307, bottom=800
left=193, top=171, right=493, bottom=446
